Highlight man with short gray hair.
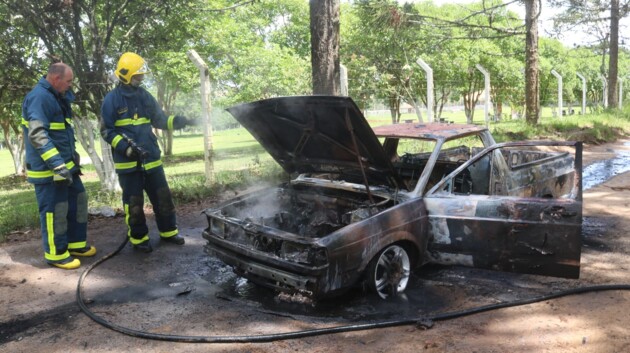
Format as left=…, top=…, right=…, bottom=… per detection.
left=22, top=62, right=96, bottom=269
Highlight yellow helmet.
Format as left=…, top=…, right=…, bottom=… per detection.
left=115, top=52, right=149, bottom=84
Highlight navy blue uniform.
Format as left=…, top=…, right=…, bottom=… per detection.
left=22, top=77, right=88, bottom=263
left=100, top=84, right=187, bottom=245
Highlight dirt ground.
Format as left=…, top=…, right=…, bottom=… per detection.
left=2, top=139, right=630, bottom=353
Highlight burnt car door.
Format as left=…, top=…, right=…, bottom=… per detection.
left=423, top=141, right=582, bottom=278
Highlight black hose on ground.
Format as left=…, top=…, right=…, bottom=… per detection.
left=76, top=238, right=630, bottom=343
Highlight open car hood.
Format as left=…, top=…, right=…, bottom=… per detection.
left=226, top=96, right=400, bottom=188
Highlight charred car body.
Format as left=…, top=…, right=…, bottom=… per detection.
left=202, top=96, right=582, bottom=300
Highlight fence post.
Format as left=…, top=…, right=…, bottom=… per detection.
left=416, top=58, right=434, bottom=123
left=340, top=64, right=348, bottom=96
left=475, top=64, right=491, bottom=127
left=600, top=75, right=608, bottom=108
left=187, top=49, right=215, bottom=185
left=551, top=70, right=563, bottom=117
left=619, top=77, right=623, bottom=109
left=576, top=72, right=586, bottom=115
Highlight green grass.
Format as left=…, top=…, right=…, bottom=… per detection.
left=1, top=105, right=629, bottom=240
left=0, top=176, right=39, bottom=237
left=489, top=110, right=630, bottom=143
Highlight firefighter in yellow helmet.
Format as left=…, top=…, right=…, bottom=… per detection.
left=114, top=52, right=149, bottom=85
left=100, top=53, right=195, bottom=253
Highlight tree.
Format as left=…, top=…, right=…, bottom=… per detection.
left=484, top=35, right=526, bottom=121
left=569, top=46, right=610, bottom=111
left=0, top=3, right=41, bottom=175
left=194, top=0, right=311, bottom=107
left=343, top=1, right=436, bottom=123
left=344, top=0, right=526, bottom=124
left=524, top=0, right=540, bottom=124
left=398, top=0, right=539, bottom=123
left=310, top=0, right=340, bottom=95
left=608, top=0, right=620, bottom=107
left=538, top=38, right=581, bottom=116
left=549, top=0, right=630, bottom=109
left=151, top=53, right=198, bottom=156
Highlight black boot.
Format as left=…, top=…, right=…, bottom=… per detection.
left=133, top=241, right=153, bottom=253
left=161, top=234, right=185, bottom=245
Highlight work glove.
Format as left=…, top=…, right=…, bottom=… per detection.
left=53, top=165, right=73, bottom=185
left=125, top=146, right=140, bottom=160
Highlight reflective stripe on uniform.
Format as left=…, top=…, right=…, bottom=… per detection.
left=144, top=160, right=162, bottom=170
left=112, top=135, right=123, bottom=148
left=115, top=161, right=138, bottom=170
left=50, top=122, right=66, bottom=130
left=45, top=250, right=70, bottom=261
left=167, top=115, right=175, bottom=131
left=114, top=117, right=151, bottom=127
left=46, top=212, right=56, bottom=254
left=128, top=235, right=149, bottom=245
left=21, top=118, right=68, bottom=130
left=41, top=148, right=60, bottom=161
left=124, top=203, right=149, bottom=244
left=27, top=169, right=54, bottom=178
left=160, top=229, right=178, bottom=238
left=27, top=160, right=77, bottom=179
left=68, top=241, right=87, bottom=250
left=114, top=160, right=162, bottom=171
left=42, top=212, right=72, bottom=260
left=124, top=203, right=130, bottom=236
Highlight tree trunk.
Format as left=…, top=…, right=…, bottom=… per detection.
left=401, top=81, right=424, bottom=123
left=0, top=117, right=25, bottom=176
left=525, top=0, right=540, bottom=125
left=74, top=114, right=119, bottom=191
left=156, top=129, right=174, bottom=156
left=166, top=130, right=173, bottom=156
left=98, top=137, right=119, bottom=191
left=310, top=0, right=340, bottom=95
left=464, top=93, right=473, bottom=124
left=412, top=100, right=424, bottom=123
left=608, top=0, right=619, bottom=108
left=495, top=100, right=503, bottom=121
left=388, top=95, right=401, bottom=124
left=156, top=81, right=175, bottom=156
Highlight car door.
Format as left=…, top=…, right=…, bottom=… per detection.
left=423, top=141, right=582, bottom=279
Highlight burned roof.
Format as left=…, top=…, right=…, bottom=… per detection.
left=372, top=122, right=488, bottom=141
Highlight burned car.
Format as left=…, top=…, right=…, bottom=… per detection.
left=202, top=96, right=582, bottom=300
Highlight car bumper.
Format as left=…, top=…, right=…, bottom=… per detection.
left=203, top=230, right=327, bottom=296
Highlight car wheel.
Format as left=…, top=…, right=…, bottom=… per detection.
left=366, top=244, right=411, bottom=299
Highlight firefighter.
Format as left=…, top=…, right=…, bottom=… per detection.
left=22, top=62, right=96, bottom=269
left=100, top=52, right=195, bottom=253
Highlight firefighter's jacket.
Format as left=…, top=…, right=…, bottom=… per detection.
left=100, top=84, right=186, bottom=174
left=22, top=77, right=79, bottom=184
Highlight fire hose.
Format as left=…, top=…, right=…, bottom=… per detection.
left=76, top=235, right=630, bottom=343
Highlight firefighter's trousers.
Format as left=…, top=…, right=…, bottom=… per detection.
left=118, top=167, right=178, bottom=245
left=34, top=175, right=88, bottom=262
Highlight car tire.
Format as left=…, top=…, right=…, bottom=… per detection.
left=366, top=244, right=411, bottom=299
